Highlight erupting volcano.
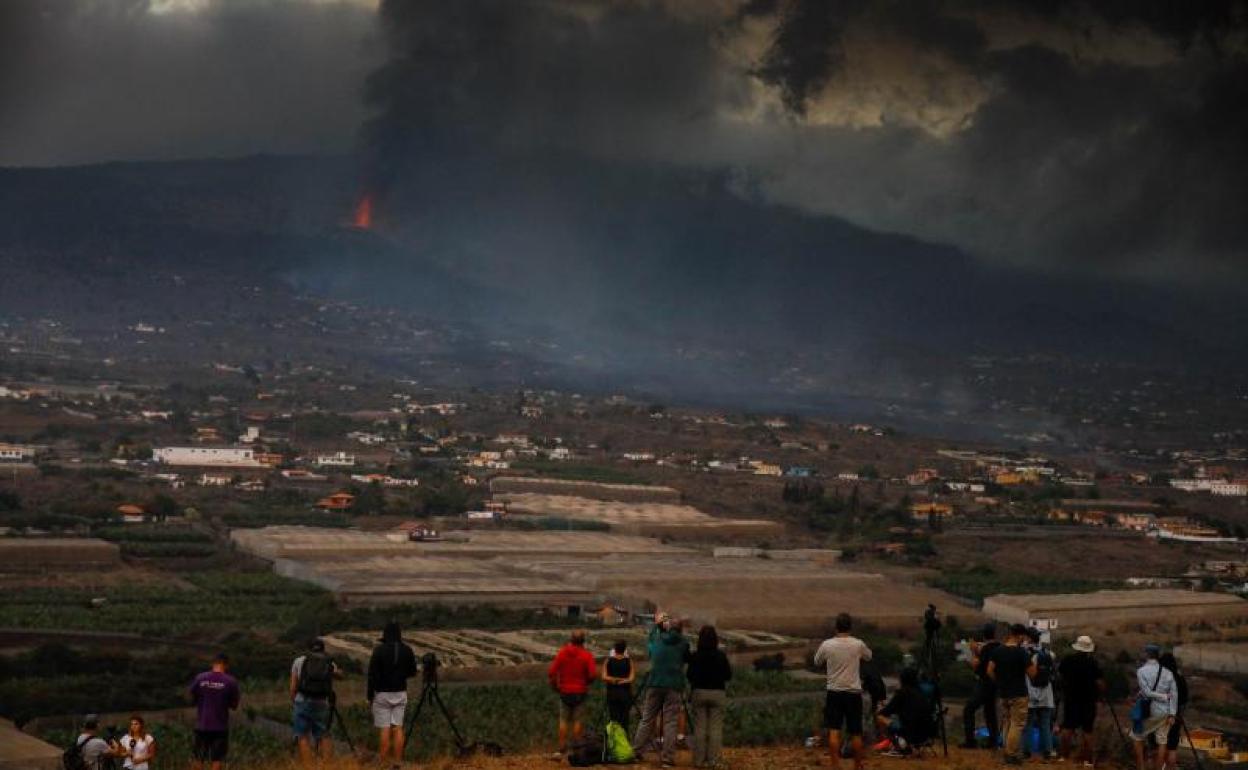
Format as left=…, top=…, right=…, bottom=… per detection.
left=350, top=191, right=374, bottom=230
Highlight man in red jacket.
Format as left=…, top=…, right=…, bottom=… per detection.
left=548, top=629, right=598, bottom=758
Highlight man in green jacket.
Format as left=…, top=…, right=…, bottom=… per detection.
left=631, top=613, right=690, bottom=767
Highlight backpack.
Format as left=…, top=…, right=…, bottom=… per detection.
left=62, top=736, right=88, bottom=770
left=298, top=653, right=334, bottom=698
left=567, top=728, right=603, bottom=767
left=604, top=721, right=635, bottom=764
left=1030, top=649, right=1055, bottom=689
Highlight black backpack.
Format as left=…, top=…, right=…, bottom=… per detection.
left=1030, top=649, right=1055, bottom=689
left=567, top=728, right=604, bottom=767
left=298, top=653, right=334, bottom=698
left=62, top=736, right=88, bottom=770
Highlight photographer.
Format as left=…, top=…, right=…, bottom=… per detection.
left=632, top=613, right=690, bottom=767
left=290, top=638, right=338, bottom=766
left=189, top=653, right=240, bottom=770
left=69, top=715, right=123, bottom=770
left=961, top=623, right=1000, bottom=750
left=118, top=715, right=156, bottom=770
left=369, top=621, right=418, bottom=769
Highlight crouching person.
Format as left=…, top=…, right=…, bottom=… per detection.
left=875, top=668, right=933, bottom=756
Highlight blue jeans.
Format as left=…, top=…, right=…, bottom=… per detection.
left=1025, top=707, right=1054, bottom=756
left=292, top=698, right=330, bottom=739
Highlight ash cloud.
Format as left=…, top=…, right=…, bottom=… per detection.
left=0, top=0, right=380, bottom=167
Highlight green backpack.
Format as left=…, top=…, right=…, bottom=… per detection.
left=604, top=721, right=635, bottom=764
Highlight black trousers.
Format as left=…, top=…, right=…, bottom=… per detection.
left=607, top=691, right=631, bottom=732
left=963, top=680, right=999, bottom=745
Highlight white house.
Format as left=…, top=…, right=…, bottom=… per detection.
left=0, top=443, right=38, bottom=463
left=154, top=446, right=262, bottom=468
left=1211, top=481, right=1248, bottom=497
left=315, top=452, right=356, bottom=468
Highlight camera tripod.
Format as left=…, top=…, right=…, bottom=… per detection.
left=401, top=656, right=502, bottom=758
left=916, top=616, right=949, bottom=756
left=325, top=693, right=356, bottom=754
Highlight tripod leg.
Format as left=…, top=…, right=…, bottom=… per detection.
left=403, top=686, right=432, bottom=759
left=431, top=686, right=470, bottom=750
left=1102, top=697, right=1135, bottom=762
left=1181, top=720, right=1205, bottom=770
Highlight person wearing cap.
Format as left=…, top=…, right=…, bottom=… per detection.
left=962, top=622, right=1001, bottom=749
left=73, top=715, right=122, bottom=770
left=632, top=612, right=690, bottom=768
left=1059, top=635, right=1105, bottom=764
left=1132, top=644, right=1177, bottom=770
left=290, top=638, right=339, bottom=765
left=548, top=628, right=599, bottom=759
left=368, top=621, right=418, bottom=770
left=189, top=653, right=241, bottom=770
left=813, top=612, right=873, bottom=770
left=987, top=623, right=1038, bottom=765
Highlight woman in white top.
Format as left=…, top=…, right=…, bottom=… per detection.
left=118, top=715, right=156, bottom=770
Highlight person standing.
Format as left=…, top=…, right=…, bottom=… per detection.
left=71, top=715, right=122, bottom=770
left=632, top=613, right=690, bottom=768
left=813, top=613, right=873, bottom=770
left=189, top=652, right=241, bottom=770
left=1059, top=635, right=1105, bottom=764
left=368, top=621, right=418, bottom=770
left=962, top=623, right=1001, bottom=749
left=1159, top=653, right=1188, bottom=770
left=1023, top=628, right=1057, bottom=760
left=118, top=715, right=156, bottom=770
left=686, top=625, right=732, bottom=769
left=603, top=640, right=636, bottom=732
left=987, top=624, right=1038, bottom=766
left=548, top=629, right=598, bottom=759
left=290, top=638, right=338, bottom=766
left=1132, top=644, right=1177, bottom=770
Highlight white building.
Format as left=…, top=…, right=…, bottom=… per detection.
left=547, top=447, right=572, bottom=461
left=154, top=446, right=262, bottom=467
left=1211, top=482, right=1248, bottom=497
left=315, top=452, right=356, bottom=467
left=0, top=443, right=39, bottom=463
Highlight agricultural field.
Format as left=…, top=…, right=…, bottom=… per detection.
left=324, top=628, right=802, bottom=670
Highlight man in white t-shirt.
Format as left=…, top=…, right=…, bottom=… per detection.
left=74, top=715, right=121, bottom=770
left=813, top=613, right=873, bottom=770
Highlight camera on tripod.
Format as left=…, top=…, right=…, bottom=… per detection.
left=421, top=652, right=440, bottom=684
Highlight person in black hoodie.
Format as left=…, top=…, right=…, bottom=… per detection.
left=368, top=621, right=418, bottom=770
left=686, top=625, right=732, bottom=768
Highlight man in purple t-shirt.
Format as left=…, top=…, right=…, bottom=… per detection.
left=189, top=652, right=241, bottom=770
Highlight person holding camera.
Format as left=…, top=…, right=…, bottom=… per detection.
left=987, top=624, right=1039, bottom=766
left=961, top=623, right=1001, bottom=749
left=632, top=613, right=690, bottom=768
left=118, top=715, right=156, bottom=770
left=548, top=628, right=599, bottom=759
left=290, top=638, right=338, bottom=766
left=68, top=715, right=124, bottom=770
left=369, top=621, right=418, bottom=770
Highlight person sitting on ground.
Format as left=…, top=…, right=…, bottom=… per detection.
left=1023, top=628, right=1058, bottom=761
left=632, top=613, right=691, bottom=768
left=1059, top=635, right=1105, bottom=765
left=1159, top=653, right=1188, bottom=770
left=118, top=715, right=156, bottom=770
left=962, top=623, right=1001, bottom=749
left=987, top=624, right=1039, bottom=766
left=814, top=612, right=873, bottom=770
left=189, top=652, right=241, bottom=770
left=72, top=715, right=123, bottom=770
left=1132, top=644, right=1177, bottom=770
left=686, top=625, right=733, bottom=769
left=875, top=667, right=933, bottom=755
left=548, top=628, right=598, bottom=759
left=368, top=620, right=418, bottom=770
left=290, top=638, right=338, bottom=766
left=603, top=640, right=636, bottom=732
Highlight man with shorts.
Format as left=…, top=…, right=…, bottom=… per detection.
left=368, top=621, right=418, bottom=770
left=1059, top=635, right=1105, bottom=764
left=189, top=652, right=240, bottom=770
left=290, top=638, right=338, bottom=765
left=813, top=613, right=873, bottom=770
left=548, top=628, right=598, bottom=759
left=1132, top=644, right=1177, bottom=770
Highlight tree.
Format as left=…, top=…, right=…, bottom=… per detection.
left=858, top=465, right=880, bottom=480
left=148, top=494, right=178, bottom=522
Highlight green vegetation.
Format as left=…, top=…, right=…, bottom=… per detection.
left=94, top=525, right=214, bottom=543
left=513, top=460, right=646, bottom=485
left=930, top=565, right=1110, bottom=601
left=0, top=571, right=328, bottom=636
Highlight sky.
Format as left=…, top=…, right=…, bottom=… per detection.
left=3, top=0, right=1247, bottom=286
